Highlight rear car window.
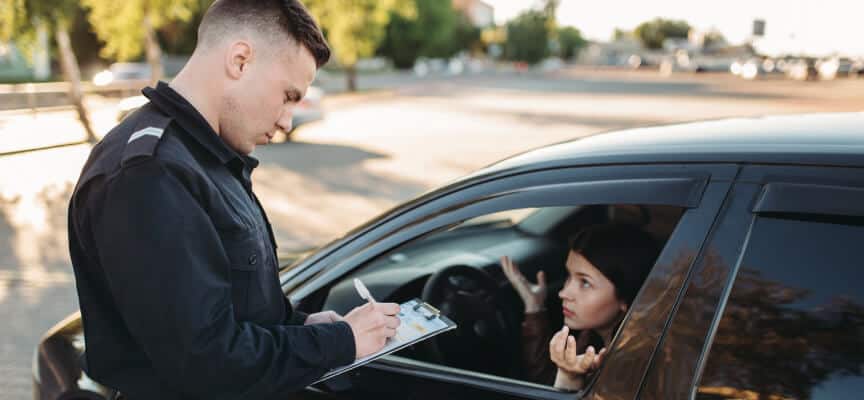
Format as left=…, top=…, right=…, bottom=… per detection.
left=696, top=214, right=864, bottom=400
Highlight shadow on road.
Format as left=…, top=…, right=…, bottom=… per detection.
left=253, top=140, right=428, bottom=201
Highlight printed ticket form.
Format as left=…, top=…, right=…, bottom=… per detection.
left=312, top=298, right=457, bottom=384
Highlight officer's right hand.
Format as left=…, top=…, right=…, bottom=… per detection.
left=343, top=302, right=401, bottom=359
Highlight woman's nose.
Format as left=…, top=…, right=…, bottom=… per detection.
left=559, top=285, right=571, bottom=300
left=559, top=280, right=580, bottom=300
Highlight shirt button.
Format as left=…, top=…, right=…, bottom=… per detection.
left=248, top=254, right=258, bottom=265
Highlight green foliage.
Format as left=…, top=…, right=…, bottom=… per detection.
left=702, top=31, right=726, bottom=48
left=0, top=0, right=79, bottom=59
left=378, top=0, right=480, bottom=69
left=542, top=0, right=559, bottom=35
left=2, top=0, right=79, bottom=32
left=82, top=0, right=200, bottom=61
left=158, top=0, right=214, bottom=55
left=633, top=18, right=690, bottom=50
left=452, top=15, right=482, bottom=55
left=0, top=0, right=33, bottom=62
left=305, top=0, right=416, bottom=68
left=557, top=26, right=585, bottom=60
left=0, top=0, right=27, bottom=41
left=504, top=10, right=550, bottom=64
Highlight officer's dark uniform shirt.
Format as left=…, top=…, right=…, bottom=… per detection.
left=68, top=82, right=355, bottom=399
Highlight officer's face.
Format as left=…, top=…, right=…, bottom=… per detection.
left=220, top=39, right=317, bottom=155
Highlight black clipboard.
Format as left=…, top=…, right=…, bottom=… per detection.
left=313, top=298, right=457, bottom=384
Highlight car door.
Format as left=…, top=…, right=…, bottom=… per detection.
left=287, top=163, right=737, bottom=400
left=639, top=165, right=864, bottom=400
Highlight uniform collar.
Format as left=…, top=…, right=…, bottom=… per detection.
left=143, top=81, right=259, bottom=170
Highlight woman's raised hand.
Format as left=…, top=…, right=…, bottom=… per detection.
left=549, top=325, right=607, bottom=390
left=500, top=256, right=547, bottom=313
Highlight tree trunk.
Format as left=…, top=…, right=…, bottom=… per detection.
left=346, top=64, right=357, bottom=92
left=55, top=27, right=97, bottom=144
left=143, top=14, right=164, bottom=86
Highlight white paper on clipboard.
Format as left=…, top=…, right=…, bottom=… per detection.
left=312, top=298, right=457, bottom=385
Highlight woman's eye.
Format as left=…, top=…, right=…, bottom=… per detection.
left=580, top=279, right=591, bottom=289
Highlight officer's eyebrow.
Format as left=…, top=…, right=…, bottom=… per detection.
left=285, top=87, right=303, bottom=103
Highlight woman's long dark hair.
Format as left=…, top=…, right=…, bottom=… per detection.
left=568, top=224, right=661, bottom=352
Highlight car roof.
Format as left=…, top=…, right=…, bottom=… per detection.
left=475, top=112, right=864, bottom=177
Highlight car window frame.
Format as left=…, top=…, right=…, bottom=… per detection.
left=284, top=164, right=734, bottom=291
left=693, top=210, right=864, bottom=400
left=641, top=164, right=864, bottom=400
left=286, top=163, right=738, bottom=399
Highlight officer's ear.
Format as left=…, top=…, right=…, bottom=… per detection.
left=226, top=40, right=253, bottom=80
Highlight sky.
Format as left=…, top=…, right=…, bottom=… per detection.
left=484, top=0, right=864, bottom=56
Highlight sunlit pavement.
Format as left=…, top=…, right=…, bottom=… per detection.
left=1, top=69, right=862, bottom=396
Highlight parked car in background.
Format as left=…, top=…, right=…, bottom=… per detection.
left=785, top=58, right=819, bottom=81
left=116, top=86, right=325, bottom=141
left=92, top=58, right=189, bottom=86
left=817, top=57, right=861, bottom=80
left=731, top=57, right=778, bottom=80
left=34, top=113, right=864, bottom=400
left=852, top=58, right=864, bottom=78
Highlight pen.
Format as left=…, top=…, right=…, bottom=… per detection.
left=353, top=278, right=376, bottom=304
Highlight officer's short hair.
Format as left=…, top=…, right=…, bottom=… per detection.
left=197, top=0, right=330, bottom=67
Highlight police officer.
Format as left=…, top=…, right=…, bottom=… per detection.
left=67, top=1, right=400, bottom=398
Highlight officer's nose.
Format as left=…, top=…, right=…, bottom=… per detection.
left=276, top=108, right=293, bottom=133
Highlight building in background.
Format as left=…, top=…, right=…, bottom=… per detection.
left=453, top=0, right=494, bottom=28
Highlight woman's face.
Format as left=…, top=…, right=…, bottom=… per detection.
left=559, top=251, right=628, bottom=331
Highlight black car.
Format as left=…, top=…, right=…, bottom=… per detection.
left=35, top=113, right=864, bottom=400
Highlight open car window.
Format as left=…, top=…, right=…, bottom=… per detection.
left=320, top=204, right=686, bottom=390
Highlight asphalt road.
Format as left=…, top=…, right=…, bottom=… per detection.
left=1, top=68, right=862, bottom=398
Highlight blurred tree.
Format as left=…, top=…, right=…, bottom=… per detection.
left=634, top=18, right=690, bottom=50
left=69, top=7, right=109, bottom=69
left=0, top=0, right=26, bottom=44
left=378, top=0, right=483, bottom=69
left=557, top=26, right=586, bottom=61
left=702, top=31, right=727, bottom=49
left=158, top=1, right=213, bottom=56
left=542, top=0, right=560, bottom=22
left=504, top=10, right=550, bottom=65
left=452, top=16, right=482, bottom=56
left=542, top=0, right=560, bottom=55
left=82, top=0, right=202, bottom=85
left=305, top=0, right=415, bottom=91
left=1, top=0, right=97, bottom=142
left=612, top=28, right=632, bottom=41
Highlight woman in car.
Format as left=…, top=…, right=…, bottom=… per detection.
left=501, top=224, right=660, bottom=390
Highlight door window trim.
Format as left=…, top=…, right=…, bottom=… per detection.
left=288, top=164, right=737, bottom=397
left=292, top=176, right=708, bottom=301
left=282, top=164, right=736, bottom=290
left=753, top=182, right=864, bottom=217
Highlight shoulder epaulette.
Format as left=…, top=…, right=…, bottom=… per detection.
left=121, top=109, right=173, bottom=166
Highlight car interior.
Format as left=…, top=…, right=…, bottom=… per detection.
left=308, top=203, right=685, bottom=385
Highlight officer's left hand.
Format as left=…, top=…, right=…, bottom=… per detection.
left=304, top=310, right=344, bottom=325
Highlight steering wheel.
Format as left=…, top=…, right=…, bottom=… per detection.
left=420, top=265, right=519, bottom=375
